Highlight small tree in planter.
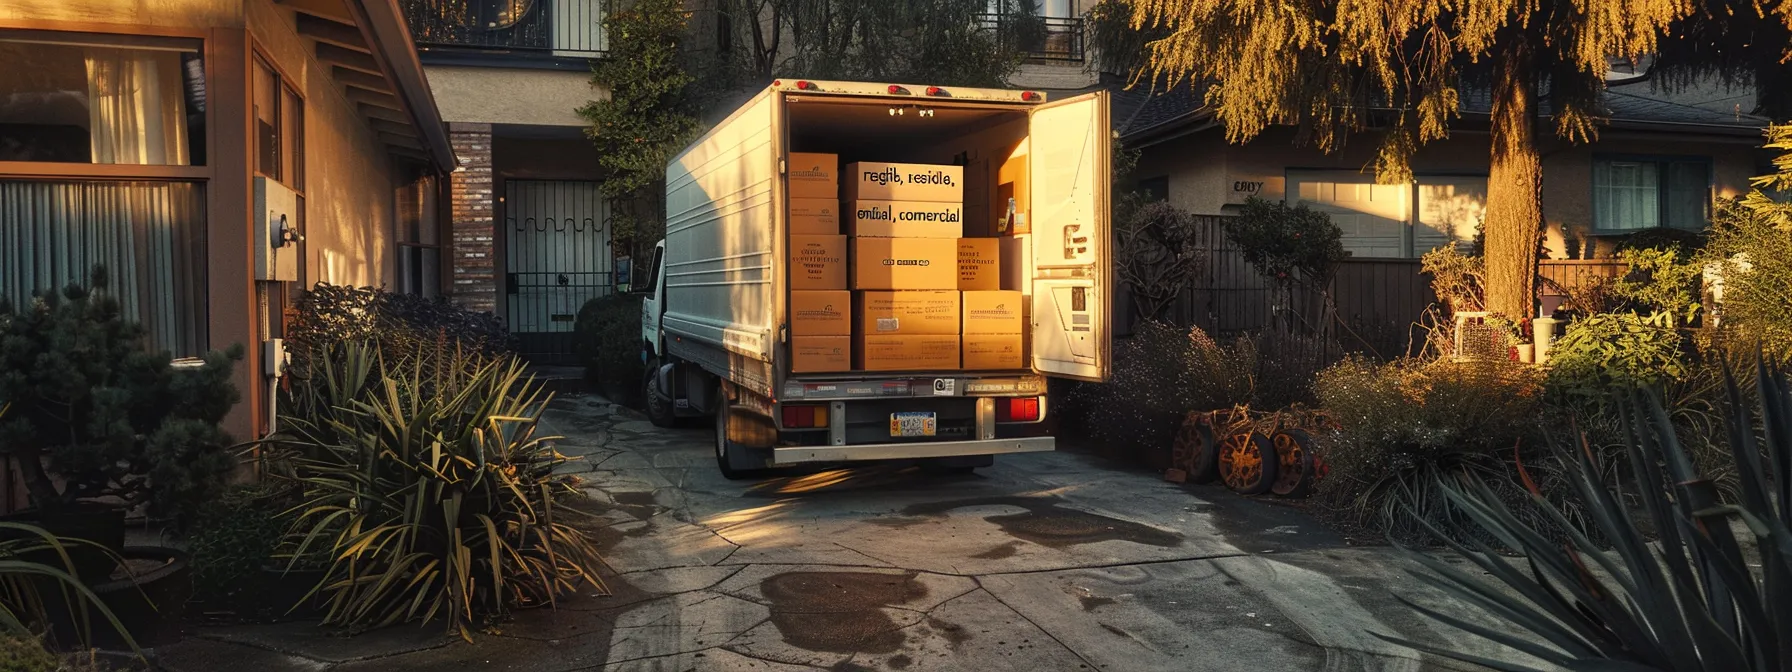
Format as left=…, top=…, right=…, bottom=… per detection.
left=0, top=268, right=241, bottom=553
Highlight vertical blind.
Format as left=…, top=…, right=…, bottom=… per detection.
left=0, top=180, right=207, bottom=355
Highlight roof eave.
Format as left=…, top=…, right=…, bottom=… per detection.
left=351, top=0, right=458, bottom=173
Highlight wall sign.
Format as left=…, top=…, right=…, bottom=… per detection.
left=1225, top=175, right=1285, bottom=205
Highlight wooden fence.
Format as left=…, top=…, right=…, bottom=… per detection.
left=1120, top=216, right=1630, bottom=360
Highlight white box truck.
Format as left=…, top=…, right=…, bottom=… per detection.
left=640, top=79, right=1111, bottom=478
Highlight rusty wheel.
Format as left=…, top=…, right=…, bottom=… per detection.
left=1171, top=412, right=1220, bottom=484
left=1270, top=429, right=1317, bottom=498
left=1217, top=431, right=1277, bottom=495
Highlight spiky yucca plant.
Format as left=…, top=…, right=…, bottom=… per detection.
left=1384, top=360, right=1792, bottom=671
left=276, top=342, right=606, bottom=640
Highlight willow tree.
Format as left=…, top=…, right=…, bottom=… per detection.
left=1121, top=0, right=1689, bottom=319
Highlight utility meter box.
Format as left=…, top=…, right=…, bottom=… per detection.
left=254, top=176, right=300, bottom=281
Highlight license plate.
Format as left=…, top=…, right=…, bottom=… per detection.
left=890, top=412, right=937, bottom=437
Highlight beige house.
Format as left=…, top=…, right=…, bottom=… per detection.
left=0, top=0, right=456, bottom=439
left=1120, top=77, right=1772, bottom=260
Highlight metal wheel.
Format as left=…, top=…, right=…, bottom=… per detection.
left=1171, top=412, right=1221, bottom=484
left=1217, top=430, right=1277, bottom=495
left=1270, top=429, right=1317, bottom=498
left=643, top=357, right=678, bottom=428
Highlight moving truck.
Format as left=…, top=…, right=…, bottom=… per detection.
left=640, top=79, right=1112, bottom=479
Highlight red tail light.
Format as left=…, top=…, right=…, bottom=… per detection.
left=780, top=405, right=828, bottom=428
left=925, top=86, right=945, bottom=96
left=998, top=397, right=1040, bottom=422
left=888, top=85, right=910, bottom=95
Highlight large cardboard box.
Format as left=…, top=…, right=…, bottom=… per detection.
left=999, top=236, right=1030, bottom=291
left=961, top=290, right=1023, bottom=334
left=856, top=291, right=959, bottom=335
left=844, top=161, right=964, bottom=202
left=958, top=238, right=1000, bottom=291
left=847, top=200, right=964, bottom=238
left=850, top=237, right=957, bottom=290
left=962, top=333, right=1024, bottom=370
left=790, top=290, right=850, bottom=336
left=789, top=198, right=841, bottom=235
left=791, top=335, right=850, bottom=373
left=789, top=235, right=847, bottom=290
left=856, top=334, right=960, bottom=371
left=789, top=152, right=839, bottom=199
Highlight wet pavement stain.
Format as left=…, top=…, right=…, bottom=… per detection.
left=888, top=653, right=914, bottom=669
left=760, top=571, right=929, bottom=654
left=865, top=516, right=930, bottom=529
left=1079, top=595, right=1116, bottom=612
left=926, top=617, right=971, bottom=648
left=609, top=491, right=661, bottom=520
left=969, top=541, right=1023, bottom=559
left=901, top=496, right=1182, bottom=549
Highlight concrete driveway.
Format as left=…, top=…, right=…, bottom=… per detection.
left=162, top=394, right=1544, bottom=671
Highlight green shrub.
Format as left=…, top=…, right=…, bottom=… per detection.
left=0, top=635, right=58, bottom=672
left=574, top=294, right=644, bottom=406
left=1612, top=247, right=1703, bottom=324
left=1226, top=197, right=1346, bottom=287
left=1385, top=359, right=1792, bottom=671
left=0, top=267, right=241, bottom=529
left=283, top=282, right=513, bottom=390
left=1314, top=356, right=1548, bottom=543
left=186, top=485, right=289, bottom=610
left=1067, top=321, right=1254, bottom=463
left=1546, top=311, right=1687, bottom=404
left=276, top=343, right=605, bottom=639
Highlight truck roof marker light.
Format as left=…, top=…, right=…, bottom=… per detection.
left=772, top=80, right=781, bottom=87
left=795, top=80, right=816, bottom=90
left=925, top=86, right=947, bottom=97
left=888, top=85, right=910, bottom=95
left=1021, top=91, right=1042, bottom=101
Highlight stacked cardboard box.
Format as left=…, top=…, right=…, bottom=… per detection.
left=787, top=153, right=849, bottom=372
left=845, top=161, right=966, bottom=371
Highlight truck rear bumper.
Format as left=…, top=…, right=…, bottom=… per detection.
left=771, top=436, right=1054, bottom=465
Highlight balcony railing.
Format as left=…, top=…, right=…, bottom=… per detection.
left=978, top=13, right=1085, bottom=63
left=399, top=0, right=609, bottom=58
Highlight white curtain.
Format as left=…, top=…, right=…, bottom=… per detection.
left=85, top=47, right=189, bottom=166
left=0, top=181, right=206, bottom=355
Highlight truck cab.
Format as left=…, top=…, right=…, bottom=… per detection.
left=640, top=80, right=1111, bottom=479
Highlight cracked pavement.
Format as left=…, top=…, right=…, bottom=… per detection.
left=158, top=394, right=1543, bottom=671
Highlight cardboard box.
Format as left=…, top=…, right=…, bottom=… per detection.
left=791, top=335, right=851, bottom=373
left=789, top=235, right=847, bottom=290
left=844, top=161, right=964, bottom=202
left=962, top=333, right=1024, bottom=370
left=856, top=334, right=960, bottom=371
left=847, top=200, right=964, bottom=238
left=961, top=290, right=1023, bottom=334
left=790, top=290, right=850, bottom=336
left=789, top=152, right=839, bottom=199
left=789, top=198, right=841, bottom=235
left=958, top=238, right=1000, bottom=290
left=999, top=236, right=1030, bottom=291
left=850, top=237, right=957, bottom=290
left=856, top=291, right=959, bottom=335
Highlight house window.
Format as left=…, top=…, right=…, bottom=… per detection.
left=1288, top=170, right=1487, bottom=259
left=396, top=176, right=442, bottom=298
left=0, top=32, right=205, bottom=165
left=251, top=55, right=304, bottom=190
left=1592, top=156, right=1710, bottom=232
left=1138, top=176, right=1169, bottom=202
left=0, top=180, right=208, bottom=355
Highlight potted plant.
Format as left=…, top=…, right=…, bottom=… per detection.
left=0, top=268, right=240, bottom=647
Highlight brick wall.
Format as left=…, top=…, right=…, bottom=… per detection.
left=449, top=123, right=496, bottom=314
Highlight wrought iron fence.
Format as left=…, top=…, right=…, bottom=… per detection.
left=977, top=13, right=1085, bottom=63
left=399, top=0, right=609, bottom=57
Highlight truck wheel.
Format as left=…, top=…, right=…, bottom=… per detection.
left=713, top=391, right=766, bottom=481
left=643, top=357, right=678, bottom=428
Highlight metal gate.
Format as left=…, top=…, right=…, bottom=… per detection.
left=505, top=180, right=613, bottom=364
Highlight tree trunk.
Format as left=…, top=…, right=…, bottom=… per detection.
left=1483, top=37, right=1544, bottom=320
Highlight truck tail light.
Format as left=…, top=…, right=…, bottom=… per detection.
left=925, top=86, right=946, bottom=96
left=998, top=397, right=1040, bottom=422
left=781, top=404, right=828, bottom=428
left=888, top=84, right=910, bottom=95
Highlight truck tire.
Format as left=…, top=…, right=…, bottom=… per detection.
left=643, top=357, right=678, bottom=428
left=713, top=390, right=768, bottom=480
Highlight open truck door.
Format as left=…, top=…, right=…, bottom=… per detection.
left=1027, top=91, right=1111, bottom=382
